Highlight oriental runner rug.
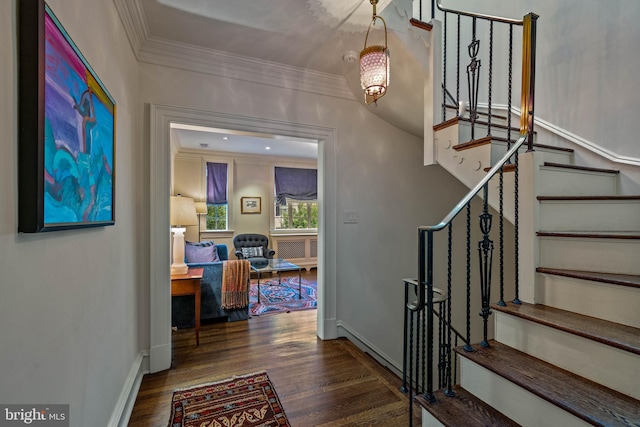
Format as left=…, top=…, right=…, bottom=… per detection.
left=249, top=277, right=317, bottom=316
left=167, top=371, right=291, bottom=427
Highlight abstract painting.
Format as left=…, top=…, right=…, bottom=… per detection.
left=18, top=0, right=116, bottom=232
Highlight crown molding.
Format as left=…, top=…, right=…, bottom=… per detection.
left=113, top=0, right=356, bottom=101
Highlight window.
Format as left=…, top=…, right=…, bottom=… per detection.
left=206, top=204, right=227, bottom=230
left=274, top=166, right=317, bottom=230
left=205, top=162, right=228, bottom=230
left=275, top=201, right=318, bottom=230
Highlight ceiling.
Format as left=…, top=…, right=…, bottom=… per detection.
left=119, top=0, right=427, bottom=158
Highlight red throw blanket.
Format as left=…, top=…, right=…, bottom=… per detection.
left=221, top=260, right=250, bottom=309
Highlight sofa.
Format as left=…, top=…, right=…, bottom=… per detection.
left=171, top=243, right=249, bottom=329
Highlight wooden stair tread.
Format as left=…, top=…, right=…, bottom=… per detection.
left=536, top=267, right=640, bottom=289
left=455, top=340, right=640, bottom=426
left=453, top=136, right=493, bottom=151
left=543, top=162, right=619, bottom=174
left=416, top=385, right=521, bottom=427
left=409, top=18, right=433, bottom=31
left=538, top=195, right=640, bottom=201
left=492, top=302, right=640, bottom=356
left=537, top=231, right=640, bottom=239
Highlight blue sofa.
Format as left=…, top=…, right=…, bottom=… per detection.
left=171, top=244, right=249, bottom=328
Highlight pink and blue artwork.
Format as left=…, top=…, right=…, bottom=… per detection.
left=41, top=6, right=115, bottom=227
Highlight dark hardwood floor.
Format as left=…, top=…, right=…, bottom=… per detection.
left=129, top=272, right=419, bottom=426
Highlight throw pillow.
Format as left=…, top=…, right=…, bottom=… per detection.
left=186, top=240, right=215, bottom=247
left=241, top=246, right=263, bottom=258
left=185, top=244, right=219, bottom=263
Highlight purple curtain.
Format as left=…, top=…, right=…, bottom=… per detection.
left=206, top=162, right=228, bottom=204
left=274, top=167, right=317, bottom=205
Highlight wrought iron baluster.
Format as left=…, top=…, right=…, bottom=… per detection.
left=498, top=167, right=506, bottom=307
left=456, top=15, right=460, bottom=112
left=445, top=224, right=455, bottom=396
left=467, top=17, right=481, bottom=139
left=478, top=183, right=494, bottom=347
left=488, top=21, right=493, bottom=136
left=507, top=24, right=513, bottom=153
left=443, top=12, right=448, bottom=122
left=464, top=204, right=473, bottom=352
left=513, top=151, right=521, bottom=304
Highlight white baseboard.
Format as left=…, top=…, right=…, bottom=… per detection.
left=337, top=320, right=403, bottom=379
left=108, top=351, right=150, bottom=427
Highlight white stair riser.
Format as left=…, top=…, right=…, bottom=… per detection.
left=538, top=236, right=640, bottom=275
left=421, top=410, right=446, bottom=427
left=459, top=357, right=591, bottom=427
left=537, top=168, right=618, bottom=196
left=459, top=122, right=537, bottom=146
left=495, top=313, right=640, bottom=400
left=536, top=273, right=640, bottom=328
left=539, top=200, right=640, bottom=232
left=491, top=142, right=573, bottom=166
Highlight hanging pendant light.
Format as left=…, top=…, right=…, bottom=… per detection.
left=360, top=0, right=390, bottom=105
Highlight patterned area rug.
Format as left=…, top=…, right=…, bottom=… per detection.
left=167, top=371, right=291, bottom=426
left=249, top=277, right=317, bottom=317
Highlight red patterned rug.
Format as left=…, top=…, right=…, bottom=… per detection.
left=249, top=277, right=317, bottom=317
left=167, top=371, right=291, bottom=426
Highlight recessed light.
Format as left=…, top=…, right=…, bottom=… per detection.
left=265, top=146, right=271, bottom=150
left=222, top=136, right=229, bottom=141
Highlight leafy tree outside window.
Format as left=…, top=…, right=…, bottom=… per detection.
left=275, top=201, right=318, bottom=230
left=206, top=204, right=227, bottom=230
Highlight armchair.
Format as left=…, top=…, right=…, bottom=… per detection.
left=234, top=233, right=275, bottom=266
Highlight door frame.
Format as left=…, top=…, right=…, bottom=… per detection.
left=148, top=104, right=338, bottom=372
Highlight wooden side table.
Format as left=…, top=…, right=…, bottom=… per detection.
left=171, top=267, right=204, bottom=346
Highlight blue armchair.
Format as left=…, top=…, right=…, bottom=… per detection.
left=172, top=244, right=249, bottom=328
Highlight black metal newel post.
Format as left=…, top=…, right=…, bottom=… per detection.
left=401, top=281, right=409, bottom=392
left=423, top=230, right=436, bottom=402
left=478, top=184, right=494, bottom=347
left=445, top=224, right=455, bottom=396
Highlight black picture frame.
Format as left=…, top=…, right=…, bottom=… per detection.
left=18, top=0, right=116, bottom=232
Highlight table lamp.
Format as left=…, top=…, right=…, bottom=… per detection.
left=170, top=195, right=198, bottom=275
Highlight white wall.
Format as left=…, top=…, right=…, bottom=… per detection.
left=435, top=0, right=640, bottom=160
left=0, top=1, right=143, bottom=426
left=140, top=61, right=470, bottom=369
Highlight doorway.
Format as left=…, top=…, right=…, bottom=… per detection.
left=148, top=104, right=338, bottom=373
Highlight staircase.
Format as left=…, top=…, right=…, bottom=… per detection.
left=420, top=121, right=640, bottom=426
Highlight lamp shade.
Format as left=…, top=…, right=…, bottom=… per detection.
left=359, top=0, right=389, bottom=105
left=360, top=45, right=390, bottom=99
left=194, top=201, right=208, bottom=214
left=170, top=196, right=198, bottom=226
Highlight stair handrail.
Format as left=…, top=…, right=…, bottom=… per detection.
left=436, top=0, right=523, bottom=25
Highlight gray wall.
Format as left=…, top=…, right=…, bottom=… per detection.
left=0, top=0, right=143, bottom=426
left=139, top=60, right=470, bottom=368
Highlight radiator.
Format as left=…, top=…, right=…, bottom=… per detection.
left=270, top=234, right=318, bottom=271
